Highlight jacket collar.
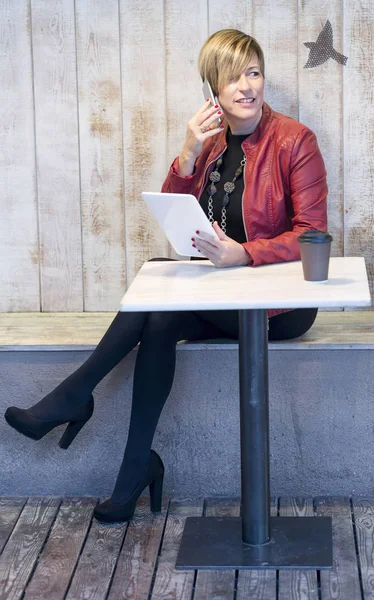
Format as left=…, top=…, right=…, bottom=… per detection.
left=208, top=102, right=274, bottom=159
left=242, top=102, right=273, bottom=146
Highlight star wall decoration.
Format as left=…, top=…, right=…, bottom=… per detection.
left=304, top=20, right=348, bottom=68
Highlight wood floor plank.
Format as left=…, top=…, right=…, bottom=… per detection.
left=193, top=498, right=239, bottom=600
left=65, top=511, right=127, bottom=600
left=0, top=499, right=27, bottom=555
left=316, top=497, right=361, bottom=600
left=278, top=498, right=318, bottom=600
left=150, top=497, right=204, bottom=600
left=23, top=498, right=97, bottom=600
left=235, top=498, right=278, bottom=600
left=352, top=497, right=374, bottom=600
left=107, top=497, right=168, bottom=600
left=0, top=497, right=60, bottom=600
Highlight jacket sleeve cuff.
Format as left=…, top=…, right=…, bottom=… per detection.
left=242, top=245, right=254, bottom=266
left=242, top=242, right=260, bottom=266
left=163, top=157, right=198, bottom=194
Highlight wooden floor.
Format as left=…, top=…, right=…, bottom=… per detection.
left=0, top=496, right=371, bottom=600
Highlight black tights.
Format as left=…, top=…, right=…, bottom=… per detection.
left=44, top=308, right=316, bottom=502
left=35, top=263, right=317, bottom=502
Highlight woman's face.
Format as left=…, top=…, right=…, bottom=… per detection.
left=217, top=55, right=264, bottom=134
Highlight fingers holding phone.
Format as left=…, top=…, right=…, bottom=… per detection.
left=202, top=79, right=222, bottom=128
left=179, top=102, right=223, bottom=175
left=183, top=78, right=223, bottom=153
left=199, top=101, right=223, bottom=133
left=178, top=83, right=224, bottom=177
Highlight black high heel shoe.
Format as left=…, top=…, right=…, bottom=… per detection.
left=94, top=450, right=164, bottom=523
left=4, top=396, right=94, bottom=449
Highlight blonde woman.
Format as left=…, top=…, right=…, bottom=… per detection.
left=5, top=29, right=327, bottom=523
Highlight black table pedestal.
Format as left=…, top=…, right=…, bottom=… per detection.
left=175, top=309, right=333, bottom=570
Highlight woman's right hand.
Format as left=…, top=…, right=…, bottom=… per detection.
left=178, top=101, right=223, bottom=177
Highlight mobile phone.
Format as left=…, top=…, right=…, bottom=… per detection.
left=202, top=79, right=221, bottom=126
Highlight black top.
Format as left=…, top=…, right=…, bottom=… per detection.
left=199, top=130, right=248, bottom=243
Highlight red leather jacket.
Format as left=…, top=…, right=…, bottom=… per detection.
left=161, top=102, right=328, bottom=317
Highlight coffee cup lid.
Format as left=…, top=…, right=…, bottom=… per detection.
left=297, top=230, right=333, bottom=243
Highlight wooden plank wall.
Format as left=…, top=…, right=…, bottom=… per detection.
left=32, top=0, right=83, bottom=311
left=0, top=0, right=40, bottom=311
left=0, top=0, right=373, bottom=312
left=76, top=0, right=126, bottom=311
left=343, top=0, right=374, bottom=306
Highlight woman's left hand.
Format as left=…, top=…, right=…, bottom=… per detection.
left=193, top=222, right=251, bottom=267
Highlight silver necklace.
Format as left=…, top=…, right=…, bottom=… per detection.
left=207, top=154, right=247, bottom=233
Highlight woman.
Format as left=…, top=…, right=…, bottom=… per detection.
left=4, top=29, right=327, bottom=523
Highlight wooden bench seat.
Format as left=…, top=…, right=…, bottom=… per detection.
left=0, top=311, right=373, bottom=351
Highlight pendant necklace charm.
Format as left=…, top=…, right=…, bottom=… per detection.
left=207, top=155, right=246, bottom=233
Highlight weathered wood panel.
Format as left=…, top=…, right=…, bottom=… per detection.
left=0, top=497, right=60, bottom=600
left=119, top=0, right=169, bottom=284
left=32, top=0, right=83, bottom=311
left=66, top=512, right=127, bottom=600
left=165, top=0, right=208, bottom=167
left=0, top=0, right=40, bottom=312
left=352, top=498, right=374, bottom=600
left=150, top=497, right=204, bottom=599
left=107, top=497, right=168, bottom=600
left=254, top=0, right=298, bottom=118
left=298, top=3, right=344, bottom=258
left=278, top=498, right=318, bottom=600
left=75, top=0, right=126, bottom=310
left=343, top=0, right=374, bottom=308
left=208, top=0, right=253, bottom=36
left=316, top=497, right=361, bottom=600
left=0, top=499, right=27, bottom=555
left=23, top=498, right=96, bottom=599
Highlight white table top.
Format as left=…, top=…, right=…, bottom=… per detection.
left=120, top=257, right=371, bottom=312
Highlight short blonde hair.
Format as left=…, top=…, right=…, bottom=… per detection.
left=198, top=29, right=265, bottom=96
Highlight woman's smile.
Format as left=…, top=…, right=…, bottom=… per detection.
left=235, top=97, right=256, bottom=106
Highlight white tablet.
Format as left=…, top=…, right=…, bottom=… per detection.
left=142, top=192, right=218, bottom=257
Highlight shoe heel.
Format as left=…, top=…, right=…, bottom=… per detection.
left=149, top=472, right=164, bottom=513
left=58, top=419, right=88, bottom=449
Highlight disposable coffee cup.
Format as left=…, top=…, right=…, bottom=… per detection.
left=297, top=230, right=333, bottom=282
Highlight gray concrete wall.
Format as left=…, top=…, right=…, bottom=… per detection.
left=0, top=347, right=373, bottom=497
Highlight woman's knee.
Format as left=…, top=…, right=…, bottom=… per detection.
left=269, top=308, right=318, bottom=341
left=141, top=311, right=182, bottom=341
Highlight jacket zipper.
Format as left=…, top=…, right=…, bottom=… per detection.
left=240, top=143, right=269, bottom=326
left=241, top=143, right=249, bottom=242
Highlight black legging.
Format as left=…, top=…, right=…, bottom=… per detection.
left=37, top=262, right=317, bottom=503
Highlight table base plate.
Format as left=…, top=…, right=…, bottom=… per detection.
left=175, top=516, right=333, bottom=570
